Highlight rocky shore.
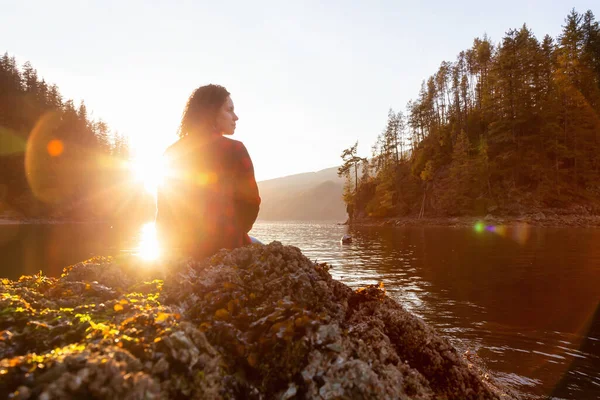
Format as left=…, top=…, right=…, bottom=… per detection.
left=347, top=208, right=600, bottom=228
left=1, top=242, right=514, bottom=399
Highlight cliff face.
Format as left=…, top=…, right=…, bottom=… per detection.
left=0, top=243, right=511, bottom=399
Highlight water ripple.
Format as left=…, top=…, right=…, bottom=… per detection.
left=250, top=221, right=600, bottom=399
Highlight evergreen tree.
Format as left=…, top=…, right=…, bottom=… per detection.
left=337, top=141, right=363, bottom=193
left=0, top=54, right=144, bottom=220
left=342, top=8, right=600, bottom=219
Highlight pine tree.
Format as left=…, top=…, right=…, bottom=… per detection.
left=338, top=10, right=600, bottom=217
left=0, top=54, right=129, bottom=218
left=338, top=141, right=363, bottom=193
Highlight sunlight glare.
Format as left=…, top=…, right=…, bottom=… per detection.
left=130, top=156, right=166, bottom=195
left=137, top=222, right=160, bottom=261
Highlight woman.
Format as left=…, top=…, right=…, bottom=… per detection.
left=156, top=84, right=261, bottom=258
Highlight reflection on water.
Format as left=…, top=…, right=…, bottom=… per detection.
left=0, top=220, right=598, bottom=399
left=249, top=221, right=600, bottom=400
left=137, top=222, right=160, bottom=261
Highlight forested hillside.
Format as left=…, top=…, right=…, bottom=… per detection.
left=257, top=167, right=346, bottom=221
left=0, top=54, right=152, bottom=221
left=340, top=9, right=600, bottom=219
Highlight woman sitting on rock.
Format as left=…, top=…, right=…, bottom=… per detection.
left=156, top=84, right=261, bottom=258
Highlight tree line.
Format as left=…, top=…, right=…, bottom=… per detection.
left=0, top=53, right=152, bottom=221
left=340, top=9, right=600, bottom=219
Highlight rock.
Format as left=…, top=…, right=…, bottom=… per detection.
left=12, top=386, right=31, bottom=400
left=152, top=358, right=169, bottom=375
left=534, top=212, right=546, bottom=221
left=0, top=242, right=513, bottom=399
left=281, top=383, right=297, bottom=399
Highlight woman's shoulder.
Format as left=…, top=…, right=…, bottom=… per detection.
left=164, top=135, right=247, bottom=161
left=216, top=135, right=247, bottom=152
left=163, top=136, right=189, bottom=156
left=218, top=135, right=242, bottom=145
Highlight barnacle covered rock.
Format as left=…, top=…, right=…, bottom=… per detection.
left=0, top=242, right=513, bottom=399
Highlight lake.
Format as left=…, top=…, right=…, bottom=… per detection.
left=0, top=220, right=598, bottom=399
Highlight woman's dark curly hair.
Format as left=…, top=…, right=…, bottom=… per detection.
left=178, top=84, right=230, bottom=138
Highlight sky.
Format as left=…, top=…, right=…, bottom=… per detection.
left=1, top=1, right=597, bottom=181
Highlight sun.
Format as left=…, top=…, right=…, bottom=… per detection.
left=129, top=155, right=167, bottom=195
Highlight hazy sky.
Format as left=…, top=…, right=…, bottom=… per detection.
left=1, top=1, right=597, bottom=181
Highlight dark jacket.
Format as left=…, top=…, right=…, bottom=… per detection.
left=156, top=134, right=260, bottom=258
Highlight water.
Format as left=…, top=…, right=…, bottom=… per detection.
left=250, top=221, right=600, bottom=399
left=0, top=220, right=598, bottom=399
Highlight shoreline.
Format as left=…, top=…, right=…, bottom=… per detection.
left=0, top=218, right=113, bottom=225
left=346, top=212, right=600, bottom=228
left=3, top=213, right=600, bottom=228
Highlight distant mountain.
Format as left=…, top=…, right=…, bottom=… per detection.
left=258, top=167, right=342, bottom=192
left=257, top=167, right=347, bottom=221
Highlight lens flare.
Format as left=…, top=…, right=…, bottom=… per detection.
left=25, top=112, right=75, bottom=203
left=495, top=225, right=507, bottom=237
left=474, top=221, right=485, bottom=233
left=473, top=220, right=529, bottom=245
left=0, top=125, right=26, bottom=155
left=47, top=139, right=64, bottom=157
left=137, top=222, right=160, bottom=261
left=511, top=222, right=532, bottom=245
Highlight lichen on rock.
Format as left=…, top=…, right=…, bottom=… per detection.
left=0, top=242, right=513, bottom=399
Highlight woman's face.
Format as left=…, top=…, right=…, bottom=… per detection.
left=214, top=96, right=238, bottom=135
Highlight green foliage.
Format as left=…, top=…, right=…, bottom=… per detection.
left=420, top=160, right=435, bottom=182
left=338, top=142, right=367, bottom=219
left=0, top=53, right=151, bottom=221
left=340, top=8, right=600, bottom=218
left=367, top=166, right=397, bottom=218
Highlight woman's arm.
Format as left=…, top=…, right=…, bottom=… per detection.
left=235, top=142, right=261, bottom=233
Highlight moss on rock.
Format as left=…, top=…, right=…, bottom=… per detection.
left=0, top=242, right=513, bottom=399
